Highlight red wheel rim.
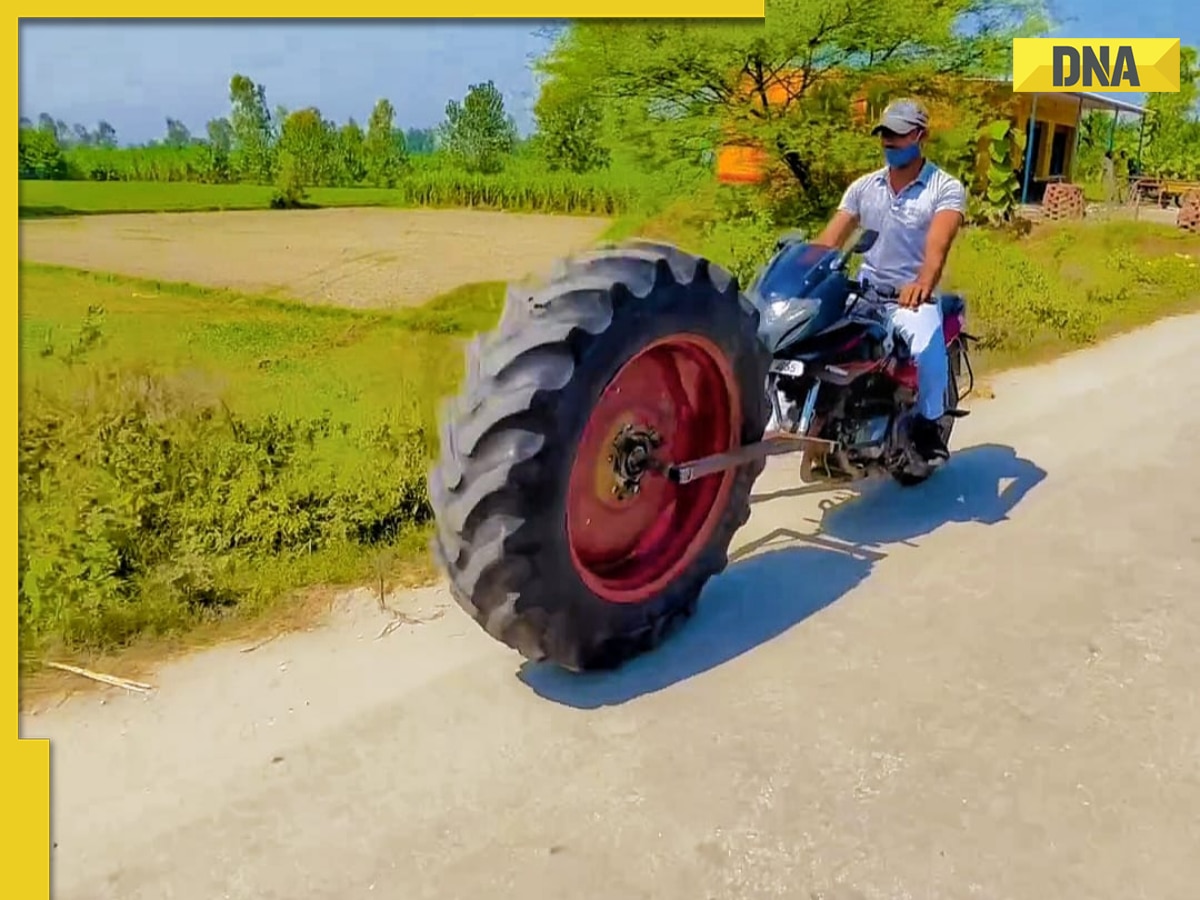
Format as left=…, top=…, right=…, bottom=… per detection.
left=566, top=334, right=741, bottom=604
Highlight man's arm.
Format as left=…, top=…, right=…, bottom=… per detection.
left=814, top=176, right=866, bottom=249
left=899, top=175, right=967, bottom=308
left=814, top=209, right=859, bottom=250
left=914, top=208, right=963, bottom=293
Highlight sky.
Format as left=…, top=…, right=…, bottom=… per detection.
left=18, top=7, right=1200, bottom=148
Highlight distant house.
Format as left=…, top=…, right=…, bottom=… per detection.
left=715, top=73, right=1148, bottom=203
left=1004, top=87, right=1147, bottom=202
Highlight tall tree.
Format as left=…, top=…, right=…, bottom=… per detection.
left=204, top=117, right=234, bottom=182
left=228, top=74, right=274, bottom=182
left=277, top=107, right=339, bottom=187
left=338, top=119, right=367, bottom=185
left=439, top=80, right=518, bottom=174
left=364, top=98, right=406, bottom=187
left=164, top=117, right=192, bottom=148
left=95, top=120, right=118, bottom=148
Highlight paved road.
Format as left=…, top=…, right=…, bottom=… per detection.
left=23, top=314, right=1200, bottom=900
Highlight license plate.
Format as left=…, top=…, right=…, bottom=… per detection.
left=769, top=359, right=806, bottom=377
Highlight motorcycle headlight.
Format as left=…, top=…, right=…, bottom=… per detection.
left=761, top=296, right=817, bottom=327
left=768, top=299, right=792, bottom=320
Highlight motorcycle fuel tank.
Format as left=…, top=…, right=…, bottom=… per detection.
left=746, top=241, right=854, bottom=354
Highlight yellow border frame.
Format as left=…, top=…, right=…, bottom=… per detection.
left=10, top=17, right=51, bottom=898
left=10, top=12, right=767, bottom=897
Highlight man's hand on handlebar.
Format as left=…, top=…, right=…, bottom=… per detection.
left=897, top=281, right=934, bottom=310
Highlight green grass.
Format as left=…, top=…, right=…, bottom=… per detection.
left=17, top=264, right=505, bottom=666
left=941, top=219, right=1200, bottom=367
left=18, top=171, right=641, bottom=219
left=16, top=212, right=1200, bottom=671
left=18, top=180, right=405, bottom=217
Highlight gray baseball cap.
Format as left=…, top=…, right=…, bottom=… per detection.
left=871, top=99, right=930, bottom=136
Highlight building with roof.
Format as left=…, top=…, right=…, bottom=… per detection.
left=1009, top=88, right=1148, bottom=203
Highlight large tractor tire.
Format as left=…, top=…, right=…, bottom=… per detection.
left=428, top=241, right=771, bottom=672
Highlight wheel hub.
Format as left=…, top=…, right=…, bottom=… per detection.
left=609, top=424, right=663, bottom=500
left=565, top=333, right=741, bottom=605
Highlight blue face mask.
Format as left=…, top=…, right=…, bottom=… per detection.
left=884, top=142, right=921, bottom=169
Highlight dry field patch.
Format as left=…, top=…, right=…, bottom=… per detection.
left=19, top=206, right=612, bottom=307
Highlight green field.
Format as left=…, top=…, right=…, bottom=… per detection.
left=20, top=180, right=380, bottom=216
left=16, top=217, right=1200, bottom=668
left=18, top=169, right=647, bottom=219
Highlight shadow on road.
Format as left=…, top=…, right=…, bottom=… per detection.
left=818, top=442, right=1049, bottom=547
left=518, top=443, right=1047, bottom=709
left=518, top=544, right=874, bottom=710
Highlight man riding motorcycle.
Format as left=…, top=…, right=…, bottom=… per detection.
left=813, top=98, right=968, bottom=464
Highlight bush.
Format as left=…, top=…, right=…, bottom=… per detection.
left=19, top=366, right=431, bottom=656
left=19, top=127, right=67, bottom=180
left=943, top=223, right=1199, bottom=353
left=270, top=150, right=308, bottom=209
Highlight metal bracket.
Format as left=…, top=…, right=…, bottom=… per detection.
left=667, top=431, right=839, bottom=485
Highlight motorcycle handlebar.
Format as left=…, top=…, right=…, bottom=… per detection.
left=848, top=281, right=899, bottom=300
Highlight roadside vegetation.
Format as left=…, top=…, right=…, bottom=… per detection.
left=16, top=5, right=1200, bottom=670
left=18, top=220, right=1199, bottom=666
left=18, top=159, right=644, bottom=218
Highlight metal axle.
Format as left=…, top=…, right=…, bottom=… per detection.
left=665, top=431, right=838, bottom=485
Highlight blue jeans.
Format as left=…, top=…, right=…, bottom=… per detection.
left=863, top=288, right=949, bottom=421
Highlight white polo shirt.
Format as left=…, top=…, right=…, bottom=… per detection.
left=837, top=161, right=967, bottom=290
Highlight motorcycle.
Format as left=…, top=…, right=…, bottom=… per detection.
left=739, top=227, right=976, bottom=489
left=427, top=228, right=977, bottom=672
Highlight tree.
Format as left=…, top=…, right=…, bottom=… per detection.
left=364, top=98, right=406, bottom=187
left=207, top=117, right=233, bottom=154
left=404, top=127, right=437, bottom=155
left=228, top=73, right=274, bottom=182
left=277, top=107, right=339, bottom=187
left=18, top=125, right=66, bottom=179
left=204, top=117, right=234, bottom=183
left=165, top=118, right=193, bottom=148
left=391, top=127, right=409, bottom=164
left=1141, top=44, right=1200, bottom=179
left=535, top=0, right=1048, bottom=220
left=271, top=150, right=308, bottom=208
left=36, top=113, right=67, bottom=144
left=95, top=120, right=117, bottom=148
left=439, top=80, right=518, bottom=174
left=338, top=119, right=367, bottom=185
left=533, top=83, right=610, bottom=174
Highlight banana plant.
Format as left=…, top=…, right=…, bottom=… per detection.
left=978, top=118, right=1027, bottom=224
